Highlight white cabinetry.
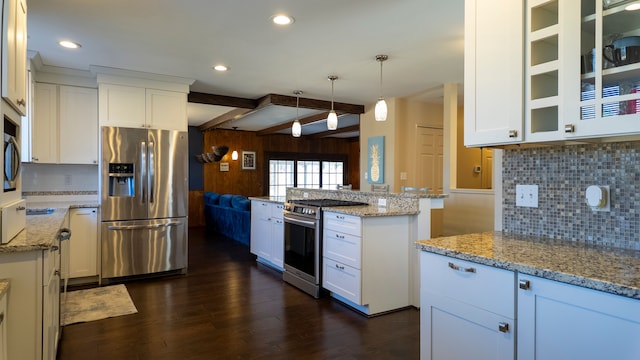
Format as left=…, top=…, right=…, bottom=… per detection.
left=66, top=208, right=98, bottom=280
left=250, top=200, right=284, bottom=270
left=322, top=211, right=410, bottom=316
left=0, top=230, right=63, bottom=360
left=0, top=288, right=6, bottom=360
left=30, top=83, right=98, bottom=164
left=98, top=83, right=188, bottom=131
left=420, top=252, right=515, bottom=360
left=2, top=0, right=27, bottom=115
left=464, top=0, right=524, bottom=146
left=517, top=274, right=640, bottom=360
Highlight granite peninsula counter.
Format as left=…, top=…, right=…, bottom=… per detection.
left=416, top=231, right=640, bottom=299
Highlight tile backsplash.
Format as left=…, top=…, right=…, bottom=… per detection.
left=502, top=141, right=640, bottom=250
left=21, top=163, right=98, bottom=192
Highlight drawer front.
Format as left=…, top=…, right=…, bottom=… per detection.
left=421, top=251, right=515, bottom=317
left=323, top=212, right=361, bottom=237
left=323, top=229, right=361, bottom=269
left=323, top=257, right=361, bottom=304
left=251, top=200, right=271, bottom=220
left=270, top=203, right=284, bottom=220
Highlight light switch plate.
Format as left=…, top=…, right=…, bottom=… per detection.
left=516, top=184, right=538, bottom=208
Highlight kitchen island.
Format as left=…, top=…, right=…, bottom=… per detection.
left=417, top=232, right=640, bottom=360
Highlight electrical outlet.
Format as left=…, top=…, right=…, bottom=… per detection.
left=303, top=192, right=308, bottom=198
left=400, top=172, right=407, bottom=180
left=64, top=174, right=72, bottom=186
left=378, top=198, right=387, bottom=207
left=516, top=185, right=538, bottom=208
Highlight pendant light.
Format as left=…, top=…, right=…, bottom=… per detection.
left=327, top=75, right=338, bottom=130
left=292, top=90, right=302, bottom=137
left=231, top=127, right=239, bottom=160
left=375, top=54, right=388, bottom=121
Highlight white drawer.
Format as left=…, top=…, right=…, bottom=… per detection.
left=323, top=211, right=361, bottom=236
left=1, top=199, right=26, bottom=244
left=421, top=251, right=515, bottom=317
left=323, top=229, right=361, bottom=269
left=323, top=257, right=361, bottom=305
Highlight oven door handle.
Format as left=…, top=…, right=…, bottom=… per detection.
left=283, top=215, right=317, bottom=227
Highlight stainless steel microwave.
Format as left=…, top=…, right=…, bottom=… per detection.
left=4, top=127, right=20, bottom=192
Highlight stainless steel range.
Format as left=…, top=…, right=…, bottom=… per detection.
left=282, top=199, right=367, bottom=298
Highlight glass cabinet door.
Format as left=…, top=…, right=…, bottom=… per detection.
left=576, top=0, right=640, bottom=137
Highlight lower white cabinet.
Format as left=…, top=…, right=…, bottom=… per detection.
left=322, top=212, right=410, bottom=316
left=0, top=289, right=6, bottom=360
left=0, top=228, right=63, bottom=360
left=420, top=251, right=515, bottom=360
left=517, top=274, right=640, bottom=360
left=250, top=200, right=284, bottom=270
left=67, top=208, right=98, bottom=280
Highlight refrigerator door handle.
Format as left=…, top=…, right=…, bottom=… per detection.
left=149, top=141, right=155, bottom=204
left=140, top=141, right=147, bottom=204
left=107, top=222, right=182, bottom=231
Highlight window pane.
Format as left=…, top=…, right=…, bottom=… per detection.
left=269, top=160, right=294, bottom=197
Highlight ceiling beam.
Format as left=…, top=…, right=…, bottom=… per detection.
left=257, top=93, right=365, bottom=114
left=198, top=108, right=254, bottom=131
left=308, top=125, right=360, bottom=139
left=188, top=92, right=256, bottom=109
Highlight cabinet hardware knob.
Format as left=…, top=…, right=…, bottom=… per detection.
left=51, top=245, right=59, bottom=251
left=55, top=270, right=60, bottom=276
left=519, top=279, right=531, bottom=290
left=508, top=129, right=518, bottom=138
left=17, top=98, right=25, bottom=106
left=498, top=322, right=509, bottom=333
left=32, top=157, right=39, bottom=161
left=16, top=206, right=26, bottom=211
left=448, top=262, right=476, bottom=273
left=0, top=312, right=3, bottom=325
left=564, top=124, right=575, bottom=133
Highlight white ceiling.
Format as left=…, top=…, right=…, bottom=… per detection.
left=26, top=0, right=465, bottom=132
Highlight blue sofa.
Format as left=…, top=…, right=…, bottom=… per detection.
left=204, top=192, right=251, bottom=246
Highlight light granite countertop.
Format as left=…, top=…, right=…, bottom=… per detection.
left=0, top=279, right=9, bottom=299
left=417, top=231, right=640, bottom=300
left=0, top=201, right=100, bottom=253
left=323, top=204, right=419, bottom=217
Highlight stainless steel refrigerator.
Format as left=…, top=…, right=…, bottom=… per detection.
left=100, top=126, right=188, bottom=282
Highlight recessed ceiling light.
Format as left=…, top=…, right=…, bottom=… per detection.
left=626, top=2, right=640, bottom=10
left=213, top=65, right=228, bottom=72
left=272, top=14, right=294, bottom=25
left=58, top=40, right=81, bottom=49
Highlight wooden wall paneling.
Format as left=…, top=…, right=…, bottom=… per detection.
left=188, top=190, right=206, bottom=227
left=202, top=129, right=359, bottom=197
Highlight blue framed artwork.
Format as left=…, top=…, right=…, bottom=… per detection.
left=367, top=136, right=384, bottom=184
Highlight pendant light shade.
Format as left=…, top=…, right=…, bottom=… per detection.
left=292, top=90, right=303, bottom=137
left=231, top=126, right=239, bottom=160
left=375, top=54, right=388, bottom=122
left=327, top=75, right=338, bottom=130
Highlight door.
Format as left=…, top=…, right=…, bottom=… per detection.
left=101, top=218, right=187, bottom=279
left=415, top=126, right=443, bottom=193
left=101, top=126, right=148, bottom=221
left=147, top=129, right=188, bottom=219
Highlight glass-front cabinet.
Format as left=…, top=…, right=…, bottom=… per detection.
left=526, top=0, right=640, bottom=141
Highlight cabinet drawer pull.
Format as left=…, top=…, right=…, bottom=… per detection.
left=336, top=215, right=345, bottom=220
left=498, top=322, right=509, bottom=333
left=0, top=312, right=3, bottom=325
left=335, top=234, right=345, bottom=239
left=519, top=279, right=531, bottom=290
left=448, top=262, right=476, bottom=273
left=335, top=264, right=345, bottom=270
left=564, top=124, right=575, bottom=133
left=508, top=129, right=518, bottom=138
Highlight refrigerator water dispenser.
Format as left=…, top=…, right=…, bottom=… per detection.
left=108, top=163, right=135, bottom=197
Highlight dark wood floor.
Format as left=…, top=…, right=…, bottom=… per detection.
left=57, top=227, right=420, bottom=360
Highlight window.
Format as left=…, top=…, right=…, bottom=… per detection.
left=267, top=154, right=347, bottom=197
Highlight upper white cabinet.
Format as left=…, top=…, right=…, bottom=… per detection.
left=464, top=0, right=524, bottom=146
left=2, top=0, right=27, bottom=116
left=468, top=0, right=640, bottom=146
left=30, top=83, right=98, bottom=164
left=97, top=75, right=189, bottom=131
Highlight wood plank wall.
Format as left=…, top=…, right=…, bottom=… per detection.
left=201, top=129, right=360, bottom=196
